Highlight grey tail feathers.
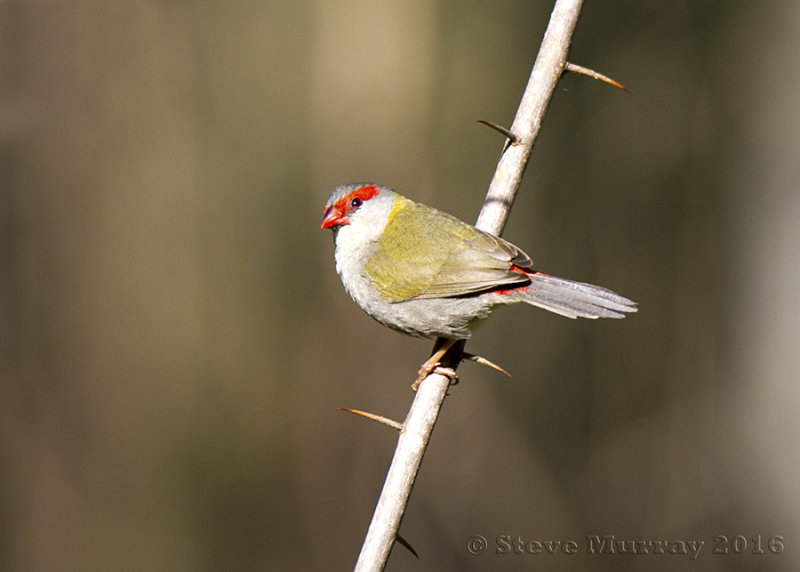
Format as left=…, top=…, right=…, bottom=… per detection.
left=514, top=272, right=638, bottom=319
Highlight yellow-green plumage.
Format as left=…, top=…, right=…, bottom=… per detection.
left=365, top=196, right=531, bottom=302
left=323, top=183, right=637, bottom=340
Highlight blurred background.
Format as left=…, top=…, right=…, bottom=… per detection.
left=2, top=1, right=798, bottom=570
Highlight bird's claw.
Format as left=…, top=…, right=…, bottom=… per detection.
left=411, top=345, right=508, bottom=391
left=433, top=366, right=458, bottom=385
left=411, top=364, right=458, bottom=391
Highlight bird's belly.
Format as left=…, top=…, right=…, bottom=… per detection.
left=362, top=296, right=494, bottom=339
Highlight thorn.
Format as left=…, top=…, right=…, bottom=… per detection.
left=462, top=352, right=512, bottom=377
left=395, top=533, right=419, bottom=559
left=338, top=408, right=403, bottom=431
left=477, top=120, right=520, bottom=144
left=564, top=62, right=630, bottom=92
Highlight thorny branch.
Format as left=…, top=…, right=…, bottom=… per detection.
left=351, top=1, right=612, bottom=569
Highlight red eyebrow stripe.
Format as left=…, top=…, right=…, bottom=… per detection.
left=333, top=184, right=380, bottom=212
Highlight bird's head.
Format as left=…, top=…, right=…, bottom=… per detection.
left=321, top=183, right=399, bottom=240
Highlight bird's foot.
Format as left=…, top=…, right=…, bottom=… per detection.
left=410, top=340, right=509, bottom=391
left=411, top=338, right=458, bottom=391
left=434, top=366, right=459, bottom=385
left=411, top=363, right=458, bottom=391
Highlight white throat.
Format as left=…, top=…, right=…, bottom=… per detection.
left=332, top=193, right=396, bottom=301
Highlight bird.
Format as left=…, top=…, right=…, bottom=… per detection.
left=321, top=183, right=637, bottom=388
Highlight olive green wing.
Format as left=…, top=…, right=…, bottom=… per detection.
left=364, top=200, right=532, bottom=302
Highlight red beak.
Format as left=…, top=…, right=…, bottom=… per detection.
left=321, top=206, right=348, bottom=229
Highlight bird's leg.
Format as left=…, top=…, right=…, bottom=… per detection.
left=412, top=338, right=458, bottom=391
left=411, top=340, right=511, bottom=390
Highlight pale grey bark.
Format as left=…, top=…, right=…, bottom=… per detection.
left=354, top=1, right=584, bottom=570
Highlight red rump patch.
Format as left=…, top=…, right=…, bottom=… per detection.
left=492, top=266, right=532, bottom=296
left=493, top=267, right=551, bottom=296
left=511, top=265, right=550, bottom=277
left=494, top=284, right=529, bottom=296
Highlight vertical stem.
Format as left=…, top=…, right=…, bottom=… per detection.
left=476, top=0, right=583, bottom=235
left=354, top=1, right=584, bottom=570
left=353, top=364, right=454, bottom=572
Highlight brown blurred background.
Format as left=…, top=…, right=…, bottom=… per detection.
left=2, top=1, right=798, bottom=571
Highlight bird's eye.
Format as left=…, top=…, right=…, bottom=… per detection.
left=350, top=197, right=363, bottom=209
